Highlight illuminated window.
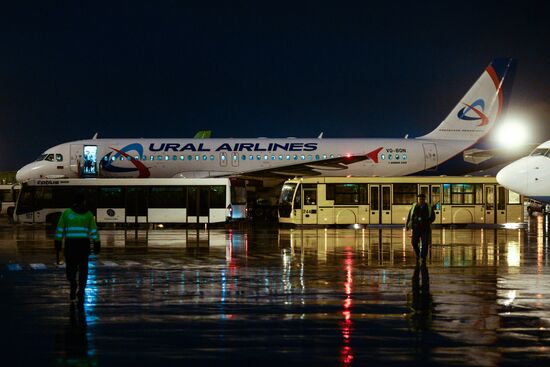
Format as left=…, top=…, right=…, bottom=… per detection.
left=286, top=155, right=290, bottom=160
left=210, top=155, right=214, bottom=160
left=395, top=154, right=400, bottom=160
left=388, top=154, right=392, bottom=160
left=195, top=155, right=199, bottom=161
left=157, top=155, right=162, bottom=160
left=293, top=155, right=298, bottom=160
left=188, top=155, right=193, bottom=160
left=402, top=154, right=407, bottom=160
left=249, top=155, right=254, bottom=160
left=264, top=155, right=268, bottom=160
left=111, top=156, right=116, bottom=161
left=165, top=155, right=169, bottom=161
left=278, top=155, right=283, bottom=160
left=330, top=154, right=334, bottom=158
left=380, top=153, right=385, bottom=160
left=323, top=154, right=327, bottom=159
left=256, top=155, right=261, bottom=160
left=150, top=155, right=154, bottom=161
left=173, top=155, right=177, bottom=161
left=308, top=155, right=312, bottom=160
left=56, top=154, right=63, bottom=162
left=135, top=156, right=139, bottom=161
left=301, top=155, right=305, bottom=160
left=142, top=155, right=147, bottom=161
left=271, top=155, right=275, bottom=160
left=204, top=155, right=208, bottom=160
left=242, top=155, right=247, bottom=160
left=315, top=155, right=320, bottom=160
left=232, top=155, right=237, bottom=161
left=180, top=155, right=184, bottom=160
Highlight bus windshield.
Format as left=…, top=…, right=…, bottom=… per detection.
left=279, top=183, right=297, bottom=205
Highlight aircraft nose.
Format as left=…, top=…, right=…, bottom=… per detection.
left=496, top=159, right=528, bottom=193
left=16, top=163, right=40, bottom=182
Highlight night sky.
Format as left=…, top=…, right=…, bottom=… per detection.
left=1, top=1, right=550, bottom=171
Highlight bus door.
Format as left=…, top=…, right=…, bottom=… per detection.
left=187, top=186, right=209, bottom=223
left=381, top=185, right=391, bottom=224
left=484, top=184, right=495, bottom=224
left=302, top=184, right=317, bottom=225
left=496, top=186, right=507, bottom=223
left=231, top=152, right=239, bottom=167
left=430, top=185, right=442, bottom=224
left=369, top=185, right=380, bottom=224
left=292, top=184, right=303, bottom=224
left=126, top=187, right=148, bottom=224
left=422, top=143, right=438, bottom=170
left=369, top=185, right=391, bottom=224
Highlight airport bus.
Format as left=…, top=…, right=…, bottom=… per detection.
left=0, top=184, right=20, bottom=219
left=278, top=176, right=524, bottom=226
left=14, top=178, right=245, bottom=225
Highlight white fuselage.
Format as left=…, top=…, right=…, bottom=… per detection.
left=16, top=137, right=471, bottom=181
left=496, top=141, right=550, bottom=203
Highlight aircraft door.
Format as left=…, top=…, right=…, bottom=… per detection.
left=422, top=143, right=438, bottom=170
left=219, top=152, right=228, bottom=167
left=82, top=145, right=98, bottom=177
left=496, top=186, right=506, bottom=224
left=381, top=185, right=392, bottom=224
left=369, top=185, right=380, bottom=224
left=231, top=152, right=239, bottom=167
left=484, top=185, right=495, bottom=224
left=70, top=144, right=83, bottom=177
left=302, top=184, right=317, bottom=225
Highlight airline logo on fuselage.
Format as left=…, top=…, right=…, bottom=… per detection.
left=101, top=143, right=151, bottom=178
left=457, top=98, right=489, bottom=126
left=149, top=142, right=318, bottom=152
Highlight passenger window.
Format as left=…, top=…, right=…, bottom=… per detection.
left=56, top=154, right=63, bottom=162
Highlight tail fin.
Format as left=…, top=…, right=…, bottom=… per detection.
left=418, top=58, right=516, bottom=141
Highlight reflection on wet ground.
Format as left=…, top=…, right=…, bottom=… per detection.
left=1, top=217, right=550, bottom=366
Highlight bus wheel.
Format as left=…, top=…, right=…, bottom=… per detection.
left=46, top=213, right=61, bottom=228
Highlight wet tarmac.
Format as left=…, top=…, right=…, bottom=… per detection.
left=1, top=217, right=550, bottom=366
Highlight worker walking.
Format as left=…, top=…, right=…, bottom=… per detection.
left=406, top=193, right=435, bottom=262
left=54, top=193, right=101, bottom=306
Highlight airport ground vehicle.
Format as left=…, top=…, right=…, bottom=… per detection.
left=0, top=184, right=20, bottom=220
left=279, top=176, right=523, bottom=226
left=14, top=178, right=244, bottom=225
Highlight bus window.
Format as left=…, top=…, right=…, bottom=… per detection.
left=370, top=186, right=379, bottom=211
left=333, top=184, right=359, bottom=205
left=497, top=187, right=506, bottom=210
left=210, top=186, right=227, bottom=208
left=486, top=186, right=494, bottom=210
left=393, top=183, right=417, bottom=204
left=149, top=187, right=186, bottom=208
left=443, top=184, right=451, bottom=204
left=99, top=187, right=124, bottom=208
left=508, top=190, right=520, bottom=204
left=303, top=185, right=317, bottom=205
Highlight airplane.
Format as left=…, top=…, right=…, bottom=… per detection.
left=496, top=140, right=550, bottom=207
left=16, top=58, right=515, bottom=182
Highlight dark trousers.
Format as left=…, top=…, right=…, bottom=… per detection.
left=64, top=239, right=90, bottom=297
left=411, top=228, right=431, bottom=259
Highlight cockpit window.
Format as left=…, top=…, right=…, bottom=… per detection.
left=44, top=154, right=54, bottom=162
left=530, top=148, right=549, bottom=156
left=35, top=154, right=47, bottom=162
left=56, top=154, right=63, bottom=162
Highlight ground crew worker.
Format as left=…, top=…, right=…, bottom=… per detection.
left=406, top=193, right=435, bottom=262
left=54, top=193, right=100, bottom=305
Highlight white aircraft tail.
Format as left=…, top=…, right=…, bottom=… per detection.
left=418, top=58, right=515, bottom=141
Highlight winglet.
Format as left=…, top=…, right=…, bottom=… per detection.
left=194, top=130, right=212, bottom=139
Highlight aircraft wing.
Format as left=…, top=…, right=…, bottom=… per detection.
left=235, top=153, right=373, bottom=177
